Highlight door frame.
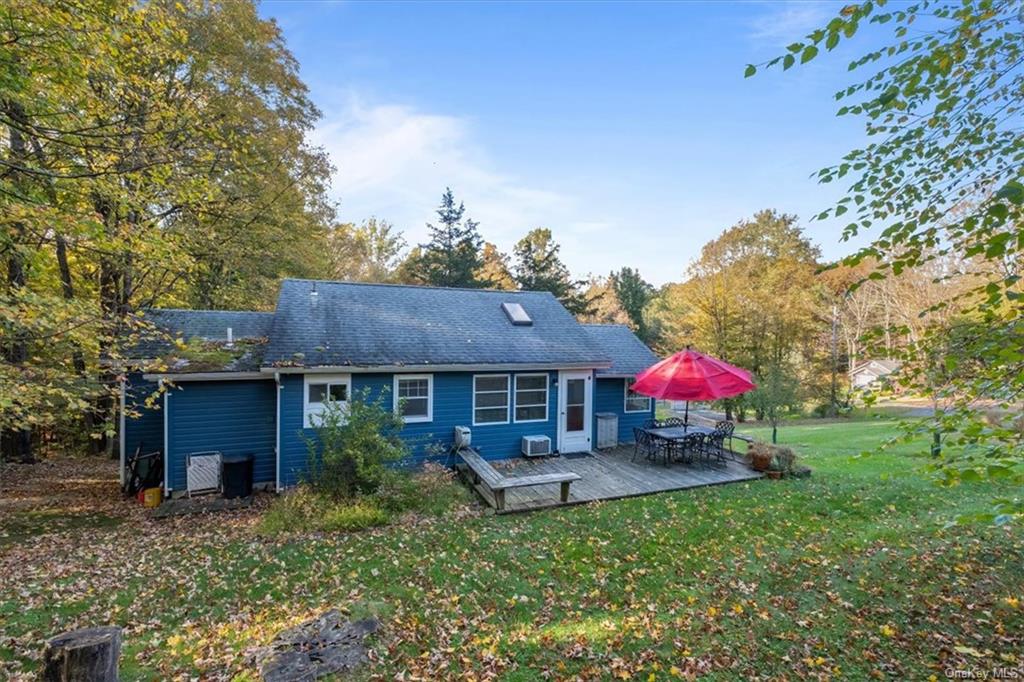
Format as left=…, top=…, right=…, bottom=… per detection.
left=557, top=370, right=593, bottom=453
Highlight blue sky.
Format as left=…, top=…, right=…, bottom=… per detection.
left=260, top=1, right=877, bottom=286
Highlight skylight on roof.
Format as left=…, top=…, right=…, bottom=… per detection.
left=501, top=302, right=532, bottom=326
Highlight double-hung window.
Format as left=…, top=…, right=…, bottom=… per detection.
left=624, top=378, right=652, bottom=413
left=473, top=375, right=509, bottom=425
left=394, top=374, right=433, bottom=423
left=514, top=374, right=549, bottom=423
left=304, top=374, right=351, bottom=428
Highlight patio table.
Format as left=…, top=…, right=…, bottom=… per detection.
left=644, top=425, right=713, bottom=441
left=644, top=425, right=727, bottom=466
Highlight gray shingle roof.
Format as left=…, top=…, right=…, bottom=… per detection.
left=851, top=359, right=902, bottom=375
left=582, top=324, right=659, bottom=377
left=129, top=309, right=275, bottom=372
left=264, top=279, right=610, bottom=368
left=146, top=309, right=273, bottom=341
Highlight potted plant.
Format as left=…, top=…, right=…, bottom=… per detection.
left=748, top=442, right=773, bottom=472
left=774, top=446, right=796, bottom=477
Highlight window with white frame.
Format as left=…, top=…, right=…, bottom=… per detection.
left=394, top=374, right=433, bottom=423
left=473, top=374, right=509, bottom=425
left=514, top=373, right=549, bottom=423
left=624, top=378, right=651, bottom=413
left=304, top=374, right=351, bottom=428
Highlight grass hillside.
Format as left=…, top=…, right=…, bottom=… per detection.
left=1, top=420, right=1020, bottom=680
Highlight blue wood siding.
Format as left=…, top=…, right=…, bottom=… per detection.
left=165, top=379, right=277, bottom=492
left=277, top=370, right=562, bottom=487
left=593, top=377, right=654, bottom=444
left=278, top=374, right=306, bottom=488
left=123, top=372, right=163, bottom=464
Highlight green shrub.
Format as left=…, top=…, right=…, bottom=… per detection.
left=258, top=487, right=322, bottom=534
left=372, top=470, right=421, bottom=513
left=319, top=502, right=390, bottom=532
left=305, top=388, right=409, bottom=499
left=258, top=486, right=391, bottom=534
left=260, top=463, right=473, bottom=536
left=372, top=462, right=472, bottom=516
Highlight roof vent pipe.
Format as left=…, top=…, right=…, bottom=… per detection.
left=310, top=283, right=319, bottom=307
left=226, top=327, right=234, bottom=348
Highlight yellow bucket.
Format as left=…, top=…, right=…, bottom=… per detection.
left=142, top=487, right=162, bottom=508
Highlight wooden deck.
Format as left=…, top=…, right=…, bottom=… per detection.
left=461, top=446, right=762, bottom=513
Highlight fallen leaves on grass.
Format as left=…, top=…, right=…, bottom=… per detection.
left=1, top=436, right=1022, bottom=681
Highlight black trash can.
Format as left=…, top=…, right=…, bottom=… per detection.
left=222, top=454, right=254, bottom=499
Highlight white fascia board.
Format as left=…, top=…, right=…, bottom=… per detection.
left=142, top=371, right=269, bottom=382
left=263, top=361, right=612, bottom=375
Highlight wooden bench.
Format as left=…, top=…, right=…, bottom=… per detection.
left=458, top=448, right=581, bottom=511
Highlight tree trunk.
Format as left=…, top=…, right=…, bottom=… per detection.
left=21, top=108, right=99, bottom=458
left=771, top=424, right=778, bottom=444
left=55, top=222, right=103, bottom=454
left=94, top=195, right=127, bottom=458
left=931, top=431, right=941, bottom=458
left=41, top=626, right=121, bottom=682
left=2, top=108, right=34, bottom=463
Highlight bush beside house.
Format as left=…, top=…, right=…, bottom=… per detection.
left=259, top=392, right=473, bottom=534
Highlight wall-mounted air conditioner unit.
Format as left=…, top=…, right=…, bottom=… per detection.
left=521, top=435, right=552, bottom=457
left=454, top=426, right=472, bottom=450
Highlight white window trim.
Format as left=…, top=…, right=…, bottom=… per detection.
left=513, top=373, right=549, bottom=423
left=624, top=378, right=652, bottom=413
left=472, top=373, right=510, bottom=426
left=393, top=373, right=433, bottom=424
left=304, top=373, right=351, bottom=428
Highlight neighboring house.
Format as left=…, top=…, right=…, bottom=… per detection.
left=121, top=279, right=658, bottom=496
left=849, top=359, right=902, bottom=389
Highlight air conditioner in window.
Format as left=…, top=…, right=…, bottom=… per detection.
left=521, top=435, right=552, bottom=458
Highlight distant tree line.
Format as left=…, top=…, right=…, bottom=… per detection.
left=326, top=187, right=657, bottom=326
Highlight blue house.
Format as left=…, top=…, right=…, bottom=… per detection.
left=121, top=279, right=658, bottom=496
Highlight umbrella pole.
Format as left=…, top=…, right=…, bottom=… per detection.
left=684, top=401, right=689, bottom=427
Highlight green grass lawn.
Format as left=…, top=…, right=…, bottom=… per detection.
left=1, top=420, right=1021, bottom=680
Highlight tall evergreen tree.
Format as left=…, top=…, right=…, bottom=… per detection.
left=609, top=267, right=655, bottom=341
left=408, top=188, right=485, bottom=288
left=512, top=228, right=591, bottom=315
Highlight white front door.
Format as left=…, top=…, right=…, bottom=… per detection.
left=558, top=370, right=592, bottom=453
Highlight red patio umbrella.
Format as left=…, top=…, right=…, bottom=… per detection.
left=631, top=347, right=756, bottom=424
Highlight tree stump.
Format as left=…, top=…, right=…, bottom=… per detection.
left=253, top=611, right=378, bottom=681
left=41, top=626, right=121, bottom=682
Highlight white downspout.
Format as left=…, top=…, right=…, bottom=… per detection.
left=118, top=377, right=126, bottom=487
left=274, top=371, right=282, bottom=492
left=162, top=380, right=170, bottom=496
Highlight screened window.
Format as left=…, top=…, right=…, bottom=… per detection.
left=394, top=374, right=433, bottom=423
left=473, top=375, right=509, bottom=425
left=304, top=374, right=351, bottom=428
left=624, top=378, right=652, bottom=413
left=514, top=374, right=549, bottom=423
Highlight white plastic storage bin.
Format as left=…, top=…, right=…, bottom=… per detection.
left=595, top=413, right=618, bottom=449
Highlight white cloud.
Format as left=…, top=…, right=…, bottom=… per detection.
left=310, top=94, right=575, bottom=256
left=747, top=1, right=833, bottom=45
